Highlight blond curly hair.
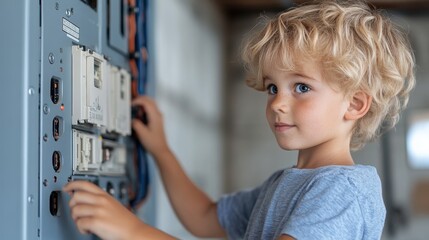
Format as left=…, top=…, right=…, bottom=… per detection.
left=242, top=0, right=415, bottom=150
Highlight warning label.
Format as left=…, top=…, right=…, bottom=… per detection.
left=62, top=18, right=79, bottom=42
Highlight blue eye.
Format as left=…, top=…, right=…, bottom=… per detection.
left=295, top=83, right=310, bottom=93
left=266, top=84, right=278, bottom=95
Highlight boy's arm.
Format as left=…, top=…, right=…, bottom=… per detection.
left=63, top=181, right=177, bottom=240
left=132, top=96, right=226, bottom=238
left=152, top=149, right=225, bottom=237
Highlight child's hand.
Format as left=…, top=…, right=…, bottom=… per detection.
left=63, top=181, right=143, bottom=240
left=132, top=96, right=170, bottom=158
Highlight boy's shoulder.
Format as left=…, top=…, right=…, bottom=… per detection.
left=307, top=164, right=379, bottom=180
left=284, top=165, right=382, bottom=198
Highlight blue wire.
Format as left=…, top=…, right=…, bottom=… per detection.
left=139, top=145, right=150, bottom=200
left=136, top=0, right=147, bottom=95
left=131, top=0, right=150, bottom=208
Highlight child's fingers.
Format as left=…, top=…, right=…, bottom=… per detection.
left=75, top=217, right=94, bottom=235
left=131, top=96, right=160, bottom=122
left=132, top=119, right=149, bottom=135
left=131, top=95, right=154, bottom=107
left=70, top=203, right=99, bottom=221
left=68, top=190, right=107, bottom=208
left=63, top=180, right=105, bottom=195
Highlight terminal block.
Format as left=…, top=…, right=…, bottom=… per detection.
left=72, top=130, right=102, bottom=173
left=72, top=45, right=108, bottom=127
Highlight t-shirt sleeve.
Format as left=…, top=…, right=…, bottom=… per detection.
left=217, top=185, right=262, bottom=239
left=217, top=170, right=284, bottom=239
left=282, top=174, right=365, bottom=240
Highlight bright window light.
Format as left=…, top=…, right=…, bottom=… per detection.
left=407, top=110, right=429, bottom=169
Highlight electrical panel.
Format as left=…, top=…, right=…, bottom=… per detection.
left=0, top=0, right=153, bottom=238
left=39, top=2, right=134, bottom=239
left=0, top=0, right=150, bottom=239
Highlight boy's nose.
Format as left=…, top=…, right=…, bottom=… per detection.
left=270, top=94, right=289, bottom=113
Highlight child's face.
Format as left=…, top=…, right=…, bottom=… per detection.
left=264, top=60, right=351, bottom=151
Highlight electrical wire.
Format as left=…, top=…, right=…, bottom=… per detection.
left=128, top=0, right=150, bottom=210
left=136, top=0, right=148, bottom=95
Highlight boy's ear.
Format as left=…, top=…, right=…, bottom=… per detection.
left=344, top=91, right=372, bottom=120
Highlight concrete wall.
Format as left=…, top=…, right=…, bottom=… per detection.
left=145, top=0, right=226, bottom=238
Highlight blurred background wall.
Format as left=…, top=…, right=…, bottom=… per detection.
left=142, top=0, right=226, bottom=238
left=145, top=0, right=429, bottom=239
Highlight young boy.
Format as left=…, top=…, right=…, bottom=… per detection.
left=64, top=0, right=415, bottom=239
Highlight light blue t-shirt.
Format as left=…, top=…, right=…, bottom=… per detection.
left=217, top=165, right=386, bottom=239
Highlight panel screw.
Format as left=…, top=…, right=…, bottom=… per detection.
left=48, top=53, right=55, bottom=64
left=28, top=195, right=34, bottom=203
left=43, top=105, right=50, bottom=114
left=43, top=134, right=48, bottom=142
left=28, top=87, right=35, bottom=96
left=43, top=179, right=48, bottom=187
left=55, top=2, right=59, bottom=10
left=66, top=9, right=72, bottom=17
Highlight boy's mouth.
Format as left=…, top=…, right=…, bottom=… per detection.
left=274, top=122, right=294, bottom=131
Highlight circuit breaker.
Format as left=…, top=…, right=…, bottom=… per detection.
left=72, top=45, right=108, bottom=127
left=0, top=0, right=150, bottom=239
left=108, top=66, right=132, bottom=136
